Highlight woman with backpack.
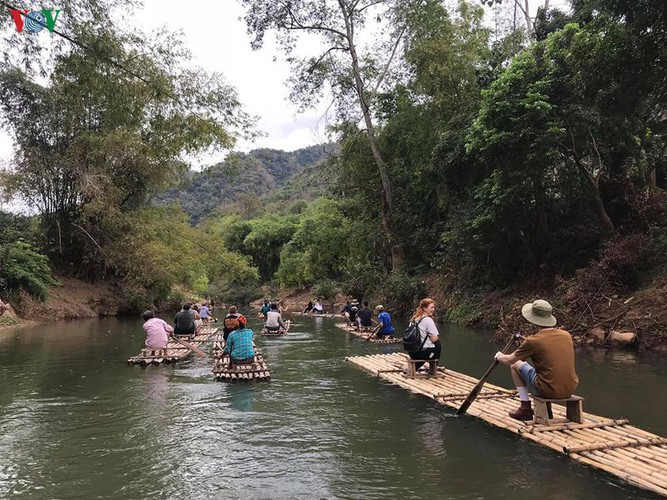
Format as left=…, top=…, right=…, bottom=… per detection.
left=406, top=298, right=441, bottom=372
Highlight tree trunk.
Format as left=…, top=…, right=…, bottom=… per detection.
left=339, top=0, right=404, bottom=271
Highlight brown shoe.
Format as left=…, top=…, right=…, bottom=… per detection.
left=509, top=401, right=534, bottom=421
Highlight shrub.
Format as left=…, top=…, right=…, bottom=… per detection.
left=0, top=241, right=59, bottom=301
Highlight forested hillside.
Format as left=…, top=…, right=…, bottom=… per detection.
left=157, top=145, right=334, bottom=223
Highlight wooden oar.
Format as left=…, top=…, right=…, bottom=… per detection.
left=455, top=334, right=521, bottom=416
left=365, top=324, right=382, bottom=341
left=171, top=335, right=207, bottom=357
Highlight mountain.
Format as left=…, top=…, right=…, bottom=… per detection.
left=157, top=144, right=335, bottom=224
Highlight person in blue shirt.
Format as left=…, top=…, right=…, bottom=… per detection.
left=223, top=316, right=255, bottom=365
left=375, top=305, right=395, bottom=338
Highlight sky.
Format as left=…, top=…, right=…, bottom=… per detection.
left=0, top=0, right=331, bottom=174
left=0, top=0, right=571, bottom=173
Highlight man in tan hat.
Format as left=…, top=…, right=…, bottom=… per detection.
left=494, top=299, right=579, bottom=421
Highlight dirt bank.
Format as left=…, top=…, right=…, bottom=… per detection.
left=7, top=276, right=121, bottom=327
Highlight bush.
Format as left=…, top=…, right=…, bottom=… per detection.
left=312, top=280, right=339, bottom=301
left=0, top=241, right=59, bottom=301
left=375, top=271, right=428, bottom=319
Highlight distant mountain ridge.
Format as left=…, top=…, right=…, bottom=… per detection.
left=157, top=144, right=335, bottom=224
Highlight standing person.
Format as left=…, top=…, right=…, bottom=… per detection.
left=174, top=303, right=196, bottom=338
left=142, top=310, right=173, bottom=357
left=303, top=300, right=313, bottom=314
left=374, top=305, right=395, bottom=338
left=494, top=299, right=579, bottom=421
left=264, top=303, right=286, bottom=332
left=223, top=316, right=255, bottom=365
left=356, top=301, right=374, bottom=329
left=405, top=298, right=441, bottom=372
left=223, top=306, right=246, bottom=342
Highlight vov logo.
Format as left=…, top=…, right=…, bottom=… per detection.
left=9, top=9, right=61, bottom=33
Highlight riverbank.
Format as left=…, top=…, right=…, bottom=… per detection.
left=1, top=276, right=121, bottom=331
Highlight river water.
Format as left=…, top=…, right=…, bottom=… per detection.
left=0, top=314, right=665, bottom=499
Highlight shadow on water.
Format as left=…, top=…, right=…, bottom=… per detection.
left=0, top=315, right=664, bottom=499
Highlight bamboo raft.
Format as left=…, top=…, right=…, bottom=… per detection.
left=127, top=327, right=217, bottom=366
left=335, top=322, right=402, bottom=344
left=212, top=332, right=271, bottom=382
left=261, top=320, right=291, bottom=336
left=346, top=352, right=667, bottom=497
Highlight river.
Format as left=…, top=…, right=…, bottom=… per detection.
left=0, top=315, right=665, bottom=499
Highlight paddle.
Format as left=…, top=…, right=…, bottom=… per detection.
left=455, top=333, right=522, bottom=416
left=364, top=324, right=382, bottom=341
left=170, top=334, right=207, bottom=357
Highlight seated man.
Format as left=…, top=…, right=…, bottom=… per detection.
left=356, top=301, right=374, bottom=329
left=174, top=303, right=196, bottom=338
left=375, top=305, right=395, bottom=338
left=223, top=316, right=255, bottom=365
left=312, top=301, right=323, bottom=314
left=303, top=300, right=313, bottom=314
left=223, top=306, right=246, bottom=342
left=264, top=303, right=286, bottom=332
left=494, top=299, right=579, bottom=421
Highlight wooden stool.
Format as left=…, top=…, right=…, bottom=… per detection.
left=532, top=395, right=584, bottom=425
left=406, top=358, right=438, bottom=378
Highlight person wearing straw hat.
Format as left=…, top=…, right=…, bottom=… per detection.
left=494, top=299, right=579, bottom=421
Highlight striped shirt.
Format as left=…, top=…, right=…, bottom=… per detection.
left=224, top=328, right=255, bottom=361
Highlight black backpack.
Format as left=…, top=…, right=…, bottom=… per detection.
left=402, top=318, right=426, bottom=353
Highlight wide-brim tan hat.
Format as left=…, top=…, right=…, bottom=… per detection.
left=374, top=305, right=383, bottom=312
left=521, top=299, right=557, bottom=327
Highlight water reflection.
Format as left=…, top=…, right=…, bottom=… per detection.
left=0, top=316, right=664, bottom=499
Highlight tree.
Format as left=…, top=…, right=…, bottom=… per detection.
left=0, top=26, right=254, bottom=275
left=240, top=0, right=411, bottom=270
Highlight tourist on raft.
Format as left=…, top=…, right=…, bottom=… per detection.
left=174, top=303, right=196, bottom=338
left=356, top=301, right=374, bottom=329
left=494, top=299, right=579, bottom=421
left=142, top=310, right=173, bottom=357
left=374, top=304, right=396, bottom=339
left=348, top=300, right=359, bottom=325
left=303, top=300, right=314, bottom=314
left=405, top=299, right=440, bottom=371
left=259, top=300, right=270, bottom=319
left=312, top=300, right=323, bottom=314
left=341, top=301, right=352, bottom=317
left=264, top=303, right=286, bottom=333
left=223, top=306, right=247, bottom=342
left=223, top=315, right=255, bottom=366
left=192, top=304, right=203, bottom=330
left=200, top=302, right=215, bottom=323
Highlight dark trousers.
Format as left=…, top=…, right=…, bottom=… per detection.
left=408, top=341, right=441, bottom=371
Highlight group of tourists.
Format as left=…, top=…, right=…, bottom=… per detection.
left=140, top=293, right=578, bottom=423
left=259, top=299, right=289, bottom=332
left=140, top=301, right=217, bottom=356
left=302, top=299, right=324, bottom=314
left=402, top=297, right=578, bottom=422
left=340, top=300, right=396, bottom=340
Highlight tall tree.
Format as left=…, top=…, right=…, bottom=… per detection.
left=0, top=26, right=254, bottom=274
left=240, top=0, right=410, bottom=270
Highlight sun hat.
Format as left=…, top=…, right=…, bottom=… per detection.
left=521, top=299, right=557, bottom=327
left=374, top=305, right=384, bottom=312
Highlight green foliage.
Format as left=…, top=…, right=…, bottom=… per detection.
left=312, top=280, right=339, bottom=301
left=375, top=272, right=428, bottom=319
left=0, top=241, right=59, bottom=301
